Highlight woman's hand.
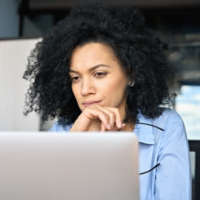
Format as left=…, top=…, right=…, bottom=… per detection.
left=70, top=105, right=125, bottom=132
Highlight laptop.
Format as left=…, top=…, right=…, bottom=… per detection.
left=0, top=132, right=139, bottom=200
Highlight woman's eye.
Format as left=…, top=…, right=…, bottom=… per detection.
left=94, top=72, right=107, bottom=77
left=71, top=76, right=80, bottom=82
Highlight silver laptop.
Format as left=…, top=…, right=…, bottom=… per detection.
left=0, top=132, right=139, bottom=200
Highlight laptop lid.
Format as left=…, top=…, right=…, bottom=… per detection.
left=0, top=132, right=139, bottom=200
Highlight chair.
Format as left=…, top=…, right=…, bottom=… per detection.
left=189, top=140, right=200, bottom=200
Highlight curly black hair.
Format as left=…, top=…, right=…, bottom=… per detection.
left=23, top=1, right=175, bottom=126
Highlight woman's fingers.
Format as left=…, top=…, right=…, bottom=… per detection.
left=105, top=107, right=124, bottom=129
left=84, top=106, right=111, bottom=130
left=92, top=105, right=116, bottom=130
left=91, top=105, right=125, bottom=131
left=94, top=105, right=124, bottom=129
left=101, top=122, right=107, bottom=132
left=71, top=104, right=125, bottom=132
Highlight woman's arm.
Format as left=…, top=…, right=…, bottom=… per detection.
left=155, top=111, right=191, bottom=200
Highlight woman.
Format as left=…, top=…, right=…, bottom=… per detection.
left=23, top=2, right=191, bottom=200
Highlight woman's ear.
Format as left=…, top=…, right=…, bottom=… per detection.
left=128, top=79, right=135, bottom=87
left=127, top=71, right=135, bottom=86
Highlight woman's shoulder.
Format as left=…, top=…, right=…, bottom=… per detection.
left=161, top=107, right=181, bottom=117
left=157, top=107, right=185, bottom=129
left=155, top=108, right=187, bottom=145
left=49, top=121, right=73, bottom=132
left=136, top=108, right=186, bottom=144
left=138, top=107, right=184, bottom=129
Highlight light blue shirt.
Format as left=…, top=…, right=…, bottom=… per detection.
left=49, top=108, right=191, bottom=200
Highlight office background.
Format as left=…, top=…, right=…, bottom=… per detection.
left=0, top=0, right=199, bottom=199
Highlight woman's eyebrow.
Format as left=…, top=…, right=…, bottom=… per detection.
left=69, top=64, right=110, bottom=73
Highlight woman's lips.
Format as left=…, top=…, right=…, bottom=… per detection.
left=82, top=100, right=102, bottom=107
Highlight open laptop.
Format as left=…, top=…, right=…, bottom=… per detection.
left=0, top=132, right=139, bottom=200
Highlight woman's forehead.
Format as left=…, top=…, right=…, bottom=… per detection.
left=70, top=42, right=120, bottom=70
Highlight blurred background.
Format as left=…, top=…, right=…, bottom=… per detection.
left=0, top=0, right=199, bottom=199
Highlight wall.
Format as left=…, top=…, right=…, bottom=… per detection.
left=0, top=0, right=19, bottom=38
left=0, top=39, right=40, bottom=131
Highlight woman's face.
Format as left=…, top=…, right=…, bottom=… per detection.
left=69, top=42, right=128, bottom=115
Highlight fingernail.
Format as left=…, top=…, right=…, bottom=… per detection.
left=118, top=121, right=122, bottom=128
left=122, top=123, right=126, bottom=127
left=107, top=124, right=111, bottom=129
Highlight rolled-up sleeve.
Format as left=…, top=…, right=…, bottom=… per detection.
left=155, top=111, right=191, bottom=200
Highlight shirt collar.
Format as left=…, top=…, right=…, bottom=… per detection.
left=133, top=110, right=155, bottom=145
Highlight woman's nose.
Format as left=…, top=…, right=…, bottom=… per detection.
left=81, top=78, right=95, bottom=96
